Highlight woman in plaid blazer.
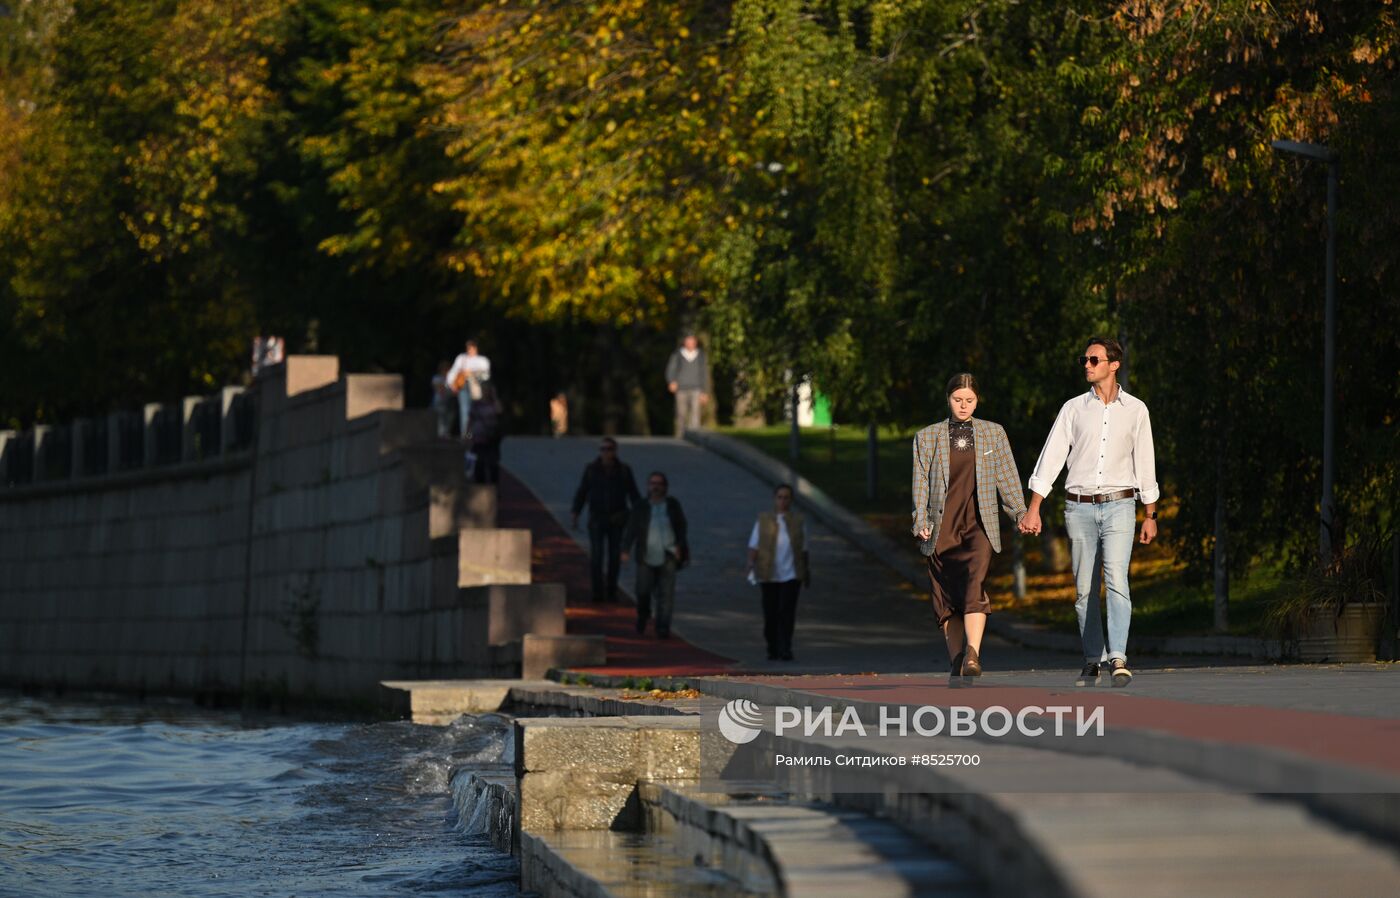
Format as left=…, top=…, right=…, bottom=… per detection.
left=911, top=373, right=1027, bottom=682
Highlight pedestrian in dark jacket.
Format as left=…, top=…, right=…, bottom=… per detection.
left=570, top=438, right=641, bottom=603
left=466, top=382, right=503, bottom=484
left=621, top=471, right=689, bottom=637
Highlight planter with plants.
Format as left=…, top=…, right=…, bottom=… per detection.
left=1266, top=531, right=1395, bottom=663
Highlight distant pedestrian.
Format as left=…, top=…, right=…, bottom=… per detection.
left=570, top=438, right=641, bottom=603
left=664, top=333, right=709, bottom=435
left=912, top=373, right=1027, bottom=684
left=1020, top=338, right=1159, bottom=688
left=467, top=382, right=503, bottom=484
left=431, top=361, right=452, bottom=438
left=622, top=471, right=689, bottom=638
left=446, top=339, right=491, bottom=439
left=745, top=484, right=809, bottom=661
left=549, top=392, right=569, bottom=438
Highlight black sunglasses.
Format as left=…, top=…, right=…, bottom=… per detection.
left=1078, top=355, right=1109, bottom=367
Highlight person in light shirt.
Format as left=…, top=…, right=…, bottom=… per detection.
left=1020, top=336, right=1160, bottom=688
left=746, top=484, right=810, bottom=662
left=445, top=339, right=491, bottom=439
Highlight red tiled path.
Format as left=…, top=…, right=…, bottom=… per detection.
left=497, top=467, right=737, bottom=677
left=740, top=674, right=1400, bottom=779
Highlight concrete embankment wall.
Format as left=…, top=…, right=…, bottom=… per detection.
left=0, top=356, right=581, bottom=703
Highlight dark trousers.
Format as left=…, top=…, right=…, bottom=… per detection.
left=472, top=443, right=500, bottom=484
left=587, top=520, right=624, bottom=602
left=760, top=579, right=802, bottom=656
left=635, top=556, right=678, bottom=636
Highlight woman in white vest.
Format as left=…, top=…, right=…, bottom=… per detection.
left=745, top=484, right=810, bottom=661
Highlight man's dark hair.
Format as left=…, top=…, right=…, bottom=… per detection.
left=599, top=437, right=618, bottom=449
left=648, top=471, right=668, bottom=488
left=774, top=483, right=794, bottom=496
left=1083, top=336, right=1124, bottom=363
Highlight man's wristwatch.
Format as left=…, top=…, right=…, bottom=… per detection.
left=1146, top=511, right=1158, bottom=520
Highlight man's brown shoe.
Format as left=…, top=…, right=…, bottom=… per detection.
left=1110, top=658, right=1133, bottom=687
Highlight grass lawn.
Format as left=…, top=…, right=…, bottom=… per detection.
left=721, top=424, right=1291, bottom=640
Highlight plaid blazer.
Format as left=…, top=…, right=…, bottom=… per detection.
left=911, top=417, right=1027, bottom=555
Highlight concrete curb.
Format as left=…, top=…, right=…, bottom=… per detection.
left=685, top=429, right=1282, bottom=660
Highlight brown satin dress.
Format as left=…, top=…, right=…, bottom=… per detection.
left=928, top=421, right=993, bottom=624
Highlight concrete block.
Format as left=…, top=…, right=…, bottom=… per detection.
left=343, top=426, right=383, bottom=480
left=521, top=633, right=604, bottom=680
left=31, top=425, right=53, bottom=482
left=515, top=716, right=703, bottom=831
left=219, top=386, right=245, bottom=454
left=70, top=418, right=88, bottom=478
left=180, top=396, right=203, bottom=462
left=378, top=678, right=534, bottom=723
left=142, top=403, right=162, bottom=467
left=0, top=429, right=14, bottom=485
left=461, top=485, right=498, bottom=529
left=457, top=529, right=532, bottom=587
left=281, top=355, right=340, bottom=398
left=400, top=509, right=431, bottom=561
left=284, top=398, right=337, bottom=454
left=459, top=583, right=567, bottom=647
left=394, top=444, right=462, bottom=512
left=377, top=409, right=433, bottom=452
left=343, top=374, right=403, bottom=420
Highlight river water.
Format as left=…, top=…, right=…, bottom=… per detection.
left=0, top=694, right=522, bottom=897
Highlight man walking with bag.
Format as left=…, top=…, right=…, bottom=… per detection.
left=621, top=472, right=689, bottom=638
left=1020, top=337, right=1159, bottom=687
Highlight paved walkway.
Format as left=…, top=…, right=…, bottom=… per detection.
left=497, top=467, right=734, bottom=677
left=504, top=436, right=1078, bottom=674
left=490, top=435, right=1400, bottom=895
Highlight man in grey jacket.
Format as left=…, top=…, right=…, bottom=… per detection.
left=664, top=334, right=709, bottom=435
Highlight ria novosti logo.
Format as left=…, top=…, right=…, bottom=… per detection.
left=717, top=698, right=764, bottom=744
left=715, top=700, right=1106, bottom=744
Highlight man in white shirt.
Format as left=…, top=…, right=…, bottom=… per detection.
left=1020, top=337, right=1159, bottom=688
left=445, top=340, right=492, bottom=439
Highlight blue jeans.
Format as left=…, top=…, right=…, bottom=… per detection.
left=456, top=389, right=472, bottom=438
left=1064, top=498, right=1136, bottom=663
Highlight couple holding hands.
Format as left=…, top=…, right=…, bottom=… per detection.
left=912, top=337, right=1159, bottom=687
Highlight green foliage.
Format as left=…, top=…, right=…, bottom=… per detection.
left=1, top=0, right=1396, bottom=588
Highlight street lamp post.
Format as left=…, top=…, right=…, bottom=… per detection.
left=1271, top=138, right=1339, bottom=564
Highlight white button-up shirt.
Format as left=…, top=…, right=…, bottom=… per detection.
left=446, top=353, right=491, bottom=387
left=1028, top=386, right=1160, bottom=504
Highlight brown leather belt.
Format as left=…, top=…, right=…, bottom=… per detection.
left=1066, top=489, right=1136, bottom=504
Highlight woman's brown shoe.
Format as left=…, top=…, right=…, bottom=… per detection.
left=961, top=645, right=982, bottom=678
left=948, top=651, right=965, bottom=686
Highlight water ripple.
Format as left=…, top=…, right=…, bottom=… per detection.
left=0, top=694, right=521, bottom=897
